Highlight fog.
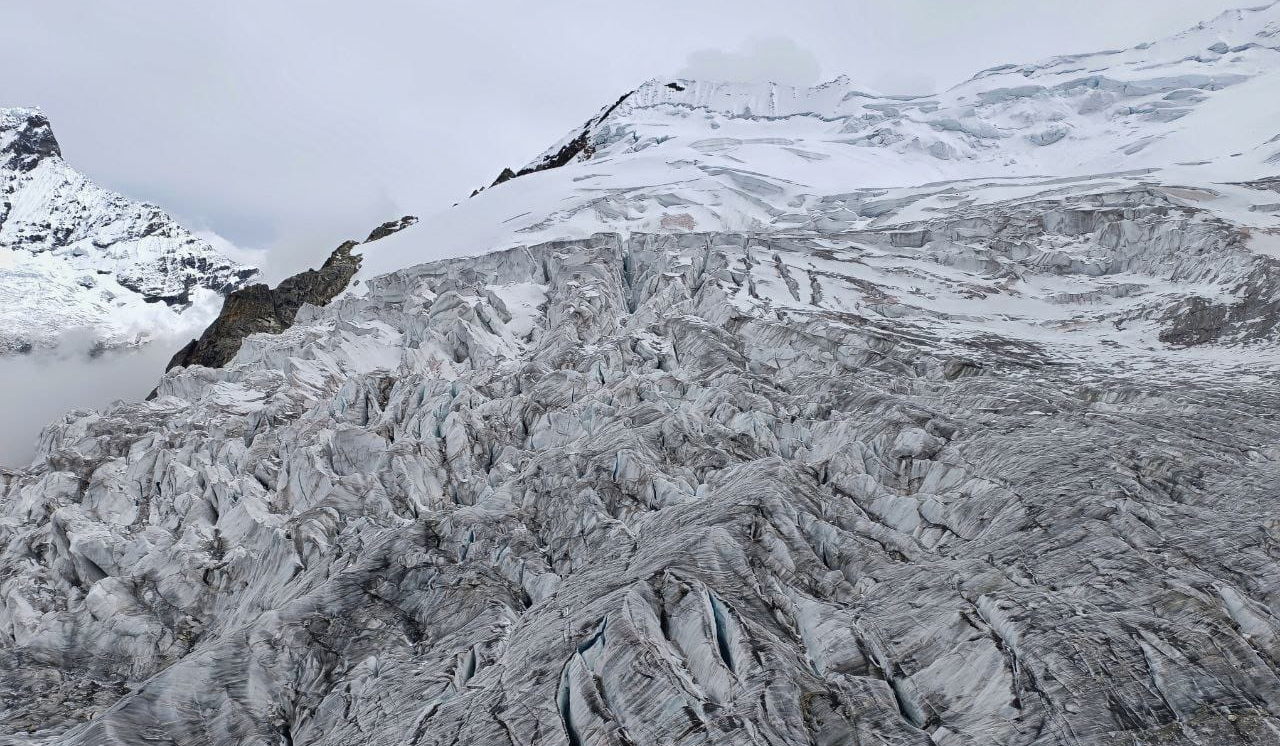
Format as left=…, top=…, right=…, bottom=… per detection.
left=0, top=333, right=182, bottom=467
left=678, top=37, right=822, bottom=88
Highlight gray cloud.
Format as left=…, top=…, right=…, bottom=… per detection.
left=678, top=37, right=822, bottom=86
left=868, top=69, right=938, bottom=97
left=0, top=332, right=178, bottom=466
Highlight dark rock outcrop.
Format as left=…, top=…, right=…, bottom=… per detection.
left=165, top=215, right=418, bottom=373
left=165, top=240, right=362, bottom=371
left=365, top=214, right=419, bottom=242
left=0, top=109, right=61, bottom=172
left=487, top=90, right=635, bottom=189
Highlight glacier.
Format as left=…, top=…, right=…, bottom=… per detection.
left=3, top=4, right=1280, bottom=745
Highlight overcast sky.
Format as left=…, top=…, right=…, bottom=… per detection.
left=0, top=0, right=1251, bottom=280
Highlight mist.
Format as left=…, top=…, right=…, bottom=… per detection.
left=0, top=334, right=181, bottom=467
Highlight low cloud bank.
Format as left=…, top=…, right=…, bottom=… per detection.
left=677, top=37, right=822, bottom=87
left=0, top=331, right=182, bottom=468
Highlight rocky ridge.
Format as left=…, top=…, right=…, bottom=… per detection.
left=164, top=215, right=417, bottom=372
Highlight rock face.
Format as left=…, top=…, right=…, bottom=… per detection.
left=0, top=107, right=258, bottom=354
left=0, top=109, right=61, bottom=173
left=488, top=90, right=635, bottom=188
left=163, top=240, right=361, bottom=371
left=4, top=6, right=1280, bottom=746
left=164, top=242, right=359, bottom=371
left=165, top=215, right=418, bottom=372
left=365, top=215, right=420, bottom=243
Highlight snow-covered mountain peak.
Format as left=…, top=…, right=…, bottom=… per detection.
left=601, top=2, right=1280, bottom=120
left=1176, top=0, right=1279, bottom=46
left=958, top=1, right=1279, bottom=103
left=969, top=1, right=1279, bottom=80
left=0, top=106, right=61, bottom=173
left=357, top=4, right=1280, bottom=380
left=369, top=5, right=1280, bottom=287
left=618, top=75, right=863, bottom=119
left=568, top=15, right=1279, bottom=182
left=0, top=107, right=259, bottom=354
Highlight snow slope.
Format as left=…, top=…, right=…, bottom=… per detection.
left=0, top=108, right=258, bottom=354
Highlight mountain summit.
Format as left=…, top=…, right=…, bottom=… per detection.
left=0, top=107, right=258, bottom=354
left=2, top=6, right=1280, bottom=746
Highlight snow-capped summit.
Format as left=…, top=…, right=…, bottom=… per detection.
left=384, top=1, right=1277, bottom=282
left=528, top=0, right=1280, bottom=185
left=0, top=106, right=258, bottom=354
left=0, top=108, right=62, bottom=173
left=354, top=2, right=1280, bottom=380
